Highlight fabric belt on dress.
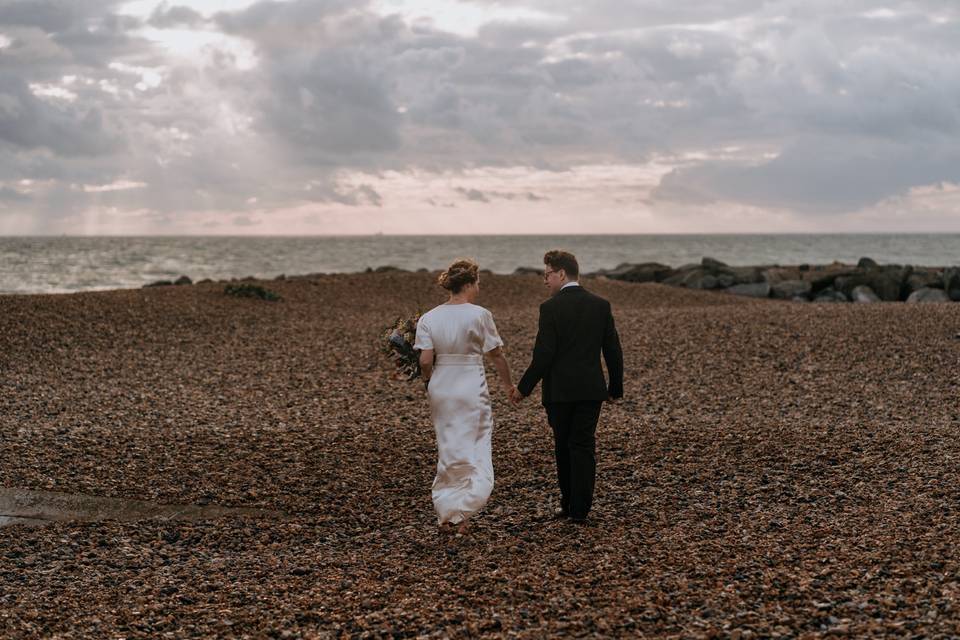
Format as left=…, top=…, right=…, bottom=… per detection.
left=435, top=354, right=484, bottom=366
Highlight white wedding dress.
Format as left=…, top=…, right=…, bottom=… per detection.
left=414, top=303, right=503, bottom=525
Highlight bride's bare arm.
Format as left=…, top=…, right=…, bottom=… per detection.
left=419, top=348, right=435, bottom=387
left=484, top=346, right=514, bottom=395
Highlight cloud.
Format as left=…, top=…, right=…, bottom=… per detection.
left=148, top=3, right=206, bottom=29
left=0, top=0, right=98, bottom=32
left=454, top=186, right=548, bottom=203
left=232, top=214, right=259, bottom=226
left=0, top=184, right=29, bottom=201
left=653, top=138, right=960, bottom=213
left=457, top=187, right=489, bottom=202
left=329, top=183, right=383, bottom=206
left=643, top=2, right=960, bottom=211
left=1, top=0, right=959, bottom=231
left=0, top=74, right=122, bottom=156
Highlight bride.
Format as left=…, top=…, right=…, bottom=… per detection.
left=414, top=258, right=515, bottom=535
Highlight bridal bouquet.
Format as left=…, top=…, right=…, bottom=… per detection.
left=380, top=314, right=421, bottom=380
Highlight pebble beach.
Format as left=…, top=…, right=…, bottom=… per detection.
left=3, top=271, right=960, bottom=638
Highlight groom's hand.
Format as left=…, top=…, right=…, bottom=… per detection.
left=509, top=386, right=524, bottom=404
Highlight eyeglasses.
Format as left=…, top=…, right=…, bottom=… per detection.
left=543, top=269, right=560, bottom=279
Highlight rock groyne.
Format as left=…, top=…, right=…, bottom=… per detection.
left=585, top=257, right=960, bottom=303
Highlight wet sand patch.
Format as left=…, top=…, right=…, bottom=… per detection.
left=0, top=486, right=283, bottom=527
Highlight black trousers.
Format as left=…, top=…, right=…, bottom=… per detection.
left=545, top=401, right=603, bottom=519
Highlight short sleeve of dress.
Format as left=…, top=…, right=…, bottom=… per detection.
left=481, top=309, right=504, bottom=353
left=413, top=316, right=433, bottom=351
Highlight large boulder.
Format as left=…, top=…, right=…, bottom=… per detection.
left=907, top=287, right=950, bottom=303
left=659, top=256, right=736, bottom=289
left=763, top=267, right=803, bottom=284
left=727, top=282, right=771, bottom=298
left=513, top=266, right=544, bottom=276
left=837, top=265, right=910, bottom=301
left=602, top=262, right=672, bottom=283
left=944, top=267, right=960, bottom=301
left=865, top=265, right=912, bottom=301
left=906, top=269, right=943, bottom=293
left=834, top=271, right=870, bottom=297
left=662, top=267, right=722, bottom=289
left=857, top=257, right=879, bottom=269
left=851, top=285, right=881, bottom=303
left=660, top=267, right=689, bottom=286
left=729, top=266, right=766, bottom=285
left=715, top=274, right=736, bottom=288
left=771, top=279, right=812, bottom=300
left=804, top=263, right=860, bottom=293
left=701, top=257, right=730, bottom=271
left=813, top=288, right=848, bottom=303
left=174, top=275, right=192, bottom=285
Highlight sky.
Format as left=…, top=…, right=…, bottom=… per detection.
left=1, top=0, right=959, bottom=235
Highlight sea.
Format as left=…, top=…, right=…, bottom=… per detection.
left=1, top=234, right=959, bottom=295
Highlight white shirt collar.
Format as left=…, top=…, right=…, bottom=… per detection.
left=561, top=281, right=581, bottom=290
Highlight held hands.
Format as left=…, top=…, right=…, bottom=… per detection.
left=505, top=386, right=619, bottom=404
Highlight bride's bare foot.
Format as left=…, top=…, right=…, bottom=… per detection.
left=455, top=520, right=470, bottom=536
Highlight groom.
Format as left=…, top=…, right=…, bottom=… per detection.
left=512, top=250, right=624, bottom=523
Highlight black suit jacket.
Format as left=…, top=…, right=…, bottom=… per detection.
left=517, top=285, right=624, bottom=405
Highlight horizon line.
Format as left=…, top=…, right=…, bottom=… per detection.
left=4, top=231, right=960, bottom=238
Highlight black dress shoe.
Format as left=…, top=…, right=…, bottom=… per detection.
left=553, top=508, right=570, bottom=519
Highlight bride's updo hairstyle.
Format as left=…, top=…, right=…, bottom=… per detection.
left=438, top=258, right=480, bottom=294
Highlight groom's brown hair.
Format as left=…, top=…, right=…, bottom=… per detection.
left=544, top=250, right=579, bottom=279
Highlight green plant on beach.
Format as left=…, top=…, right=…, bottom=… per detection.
left=224, top=283, right=281, bottom=301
